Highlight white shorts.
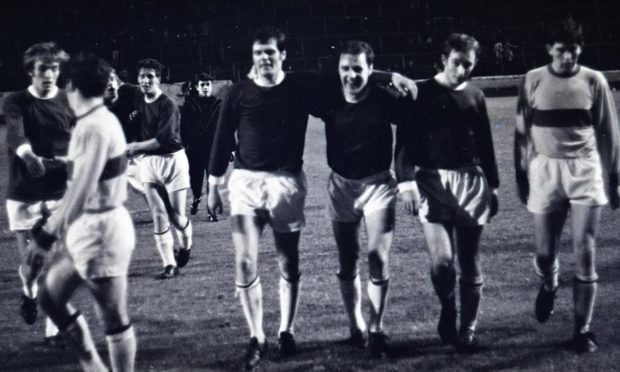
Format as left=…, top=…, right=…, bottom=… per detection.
left=416, top=167, right=493, bottom=226
left=6, top=199, right=61, bottom=231
left=228, top=169, right=307, bottom=233
left=65, top=207, right=135, bottom=280
left=139, top=150, right=190, bottom=192
left=328, top=171, right=397, bottom=222
left=527, top=154, right=607, bottom=214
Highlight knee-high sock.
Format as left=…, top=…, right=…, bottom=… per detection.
left=431, top=266, right=457, bottom=312
left=46, top=317, right=59, bottom=337
left=534, top=256, right=559, bottom=291
left=174, top=219, right=193, bottom=251
left=459, top=279, right=483, bottom=332
left=368, top=278, right=390, bottom=333
left=19, top=264, right=39, bottom=299
left=61, top=313, right=107, bottom=372
left=338, top=274, right=366, bottom=333
left=154, top=229, right=175, bottom=267
left=574, top=278, right=597, bottom=334
left=279, top=274, right=301, bottom=334
left=106, top=325, right=136, bottom=372
left=237, top=277, right=265, bottom=343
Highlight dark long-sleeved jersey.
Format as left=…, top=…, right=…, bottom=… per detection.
left=4, top=88, right=75, bottom=201
left=135, top=93, right=183, bottom=155
left=395, top=78, right=499, bottom=188
left=180, top=95, right=221, bottom=155
left=208, top=73, right=322, bottom=177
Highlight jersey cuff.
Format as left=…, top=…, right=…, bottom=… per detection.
left=15, top=143, right=33, bottom=158
left=398, top=181, right=418, bottom=193
left=208, top=175, right=226, bottom=186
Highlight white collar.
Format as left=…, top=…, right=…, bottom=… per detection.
left=28, top=85, right=59, bottom=99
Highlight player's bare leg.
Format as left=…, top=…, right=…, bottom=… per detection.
left=87, top=276, right=136, bottom=371
left=233, top=215, right=267, bottom=369
left=144, top=183, right=177, bottom=277
left=422, top=222, right=458, bottom=344
left=39, top=256, right=107, bottom=372
left=533, top=209, right=567, bottom=322
left=455, top=224, right=484, bottom=351
left=274, top=230, right=301, bottom=357
left=365, top=208, right=394, bottom=358
left=168, top=188, right=193, bottom=267
left=333, top=220, right=367, bottom=342
left=570, top=204, right=601, bottom=352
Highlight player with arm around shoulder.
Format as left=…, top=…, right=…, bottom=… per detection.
left=25, top=54, right=136, bottom=371
left=514, top=18, right=620, bottom=353
left=396, top=33, right=499, bottom=352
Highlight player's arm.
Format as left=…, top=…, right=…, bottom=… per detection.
left=4, top=95, right=45, bottom=177
left=370, top=70, right=418, bottom=100
left=475, top=95, right=500, bottom=217
left=207, top=89, right=239, bottom=215
left=128, top=100, right=178, bottom=155
left=592, top=73, right=620, bottom=209
left=394, top=124, right=420, bottom=216
left=514, top=76, right=532, bottom=204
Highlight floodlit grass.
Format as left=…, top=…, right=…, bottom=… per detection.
left=1, top=93, right=619, bottom=371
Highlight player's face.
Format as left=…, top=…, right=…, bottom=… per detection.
left=29, top=60, right=60, bottom=96
left=104, top=73, right=119, bottom=102
left=442, top=49, right=477, bottom=87
left=196, top=80, right=212, bottom=97
left=547, top=42, right=581, bottom=74
left=339, top=53, right=373, bottom=98
left=138, top=68, right=160, bottom=96
left=252, top=39, right=286, bottom=79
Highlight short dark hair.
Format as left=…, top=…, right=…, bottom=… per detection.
left=65, top=53, right=112, bottom=98
left=547, top=18, right=584, bottom=46
left=340, top=40, right=375, bottom=65
left=23, top=42, right=69, bottom=72
left=195, top=72, right=214, bottom=83
left=252, top=26, right=287, bottom=52
left=137, top=58, right=164, bottom=77
left=442, top=33, right=481, bottom=58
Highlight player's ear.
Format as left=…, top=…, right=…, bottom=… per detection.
left=369, top=63, right=374, bottom=73
left=545, top=44, right=552, bottom=54
left=441, top=54, right=448, bottom=68
left=281, top=49, right=287, bottom=61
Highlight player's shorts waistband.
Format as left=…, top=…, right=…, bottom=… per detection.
left=331, top=170, right=393, bottom=185
left=531, top=152, right=601, bottom=161
left=417, top=165, right=483, bottom=175
left=143, top=149, right=185, bottom=158
left=232, top=168, right=304, bottom=178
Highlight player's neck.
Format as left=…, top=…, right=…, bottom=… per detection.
left=74, top=97, right=105, bottom=119
left=343, top=86, right=370, bottom=103
left=254, top=70, right=285, bottom=87
left=434, top=73, right=467, bottom=91
left=28, top=85, right=59, bottom=99
left=144, top=89, right=162, bottom=103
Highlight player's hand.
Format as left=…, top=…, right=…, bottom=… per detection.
left=490, top=189, right=499, bottom=218
left=609, top=173, right=619, bottom=210
left=207, top=186, right=223, bottom=216
left=391, top=73, right=418, bottom=100
left=400, top=189, right=420, bottom=216
left=515, top=170, right=529, bottom=205
left=22, top=152, right=45, bottom=178
left=126, top=142, right=139, bottom=157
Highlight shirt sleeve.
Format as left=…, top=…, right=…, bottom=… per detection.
left=154, top=99, right=180, bottom=146
left=208, top=87, right=238, bottom=178
left=3, top=94, right=30, bottom=151
left=592, top=72, right=620, bottom=175
left=476, top=93, right=500, bottom=188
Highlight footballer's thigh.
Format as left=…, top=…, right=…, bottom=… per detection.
left=332, top=221, right=362, bottom=277
left=39, top=255, right=83, bottom=325
left=166, top=187, right=189, bottom=229
left=232, top=214, right=266, bottom=284
left=274, top=230, right=301, bottom=280
left=86, top=276, right=130, bottom=331
left=570, top=204, right=602, bottom=281
left=143, top=183, right=169, bottom=231
left=365, top=208, right=395, bottom=280
left=422, top=222, right=455, bottom=270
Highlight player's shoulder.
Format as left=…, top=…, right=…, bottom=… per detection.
left=3, top=89, right=30, bottom=108
left=578, top=65, right=608, bottom=85
left=523, top=65, right=548, bottom=81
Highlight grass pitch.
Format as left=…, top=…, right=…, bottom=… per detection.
left=1, top=93, right=619, bottom=371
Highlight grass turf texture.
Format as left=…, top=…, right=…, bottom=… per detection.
left=0, top=93, right=619, bottom=371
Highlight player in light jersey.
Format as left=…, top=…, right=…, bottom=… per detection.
left=3, top=41, right=73, bottom=344
left=24, top=54, right=136, bottom=371
left=515, top=18, right=620, bottom=353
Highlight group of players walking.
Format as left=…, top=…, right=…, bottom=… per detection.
left=5, top=17, right=619, bottom=371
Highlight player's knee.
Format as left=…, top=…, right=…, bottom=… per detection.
left=236, top=256, right=258, bottom=279
left=574, top=266, right=598, bottom=283
left=459, top=273, right=484, bottom=287
left=431, top=257, right=454, bottom=278
left=534, top=254, right=559, bottom=275
left=337, top=267, right=359, bottom=281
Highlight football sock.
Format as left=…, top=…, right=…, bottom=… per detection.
left=534, top=256, right=559, bottom=291
left=61, top=313, right=107, bottom=372
left=154, top=229, right=176, bottom=267
left=338, top=274, right=367, bottom=333
left=19, top=264, right=38, bottom=299
left=237, top=277, right=265, bottom=343
left=45, top=317, right=60, bottom=337
left=459, top=279, right=483, bottom=332
left=574, top=278, right=597, bottom=334
left=278, top=274, right=301, bottom=334
left=368, top=277, right=390, bottom=333
left=174, top=218, right=193, bottom=251
left=106, top=324, right=136, bottom=372
left=431, top=265, right=457, bottom=312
